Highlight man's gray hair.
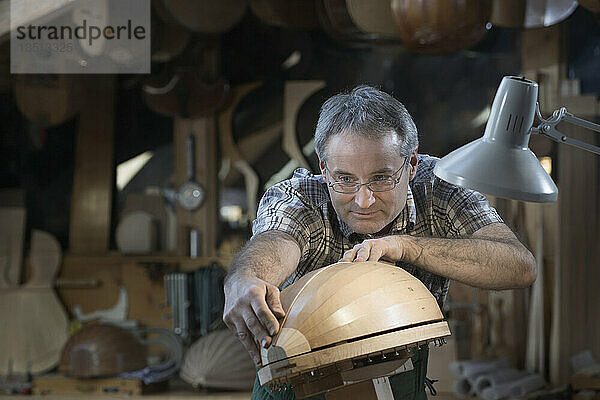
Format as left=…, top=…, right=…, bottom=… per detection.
left=314, top=85, right=418, bottom=162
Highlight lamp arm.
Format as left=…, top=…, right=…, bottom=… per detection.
left=532, top=103, right=600, bottom=156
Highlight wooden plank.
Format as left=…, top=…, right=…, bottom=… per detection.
left=69, top=76, right=115, bottom=255
left=56, top=254, right=231, bottom=328
left=556, top=95, right=599, bottom=117
left=5, top=379, right=251, bottom=399
left=32, top=375, right=162, bottom=396
left=520, top=22, right=565, bottom=382
left=521, top=25, right=563, bottom=112
left=0, top=207, right=26, bottom=287
left=485, top=197, right=530, bottom=369
left=57, top=257, right=172, bottom=329
left=173, top=117, right=218, bottom=257
left=218, top=83, right=261, bottom=219
left=557, top=123, right=600, bottom=383
left=62, top=254, right=232, bottom=271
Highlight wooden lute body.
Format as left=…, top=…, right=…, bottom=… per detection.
left=258, top=261, right=451, bottom=397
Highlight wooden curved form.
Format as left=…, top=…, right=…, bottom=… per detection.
left=391, top=0, right=491, bottom=54
left=162, top=0, right=247, bottom=33
left=14, top=75, right=82, bottom=127
left=283, top=81, right=325, bottom=171
left=218, top=83, right=262, bottom=219
left=346, top=0, right=398, bottom=37
left=142, top=69, right=228, bottom=118
left=258, top=261, right=451, bottom=393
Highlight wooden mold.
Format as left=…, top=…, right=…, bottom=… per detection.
left=258, top=261, right=451, bottom=397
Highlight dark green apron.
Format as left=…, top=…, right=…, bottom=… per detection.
left=251, top=346, right=430, bottom=400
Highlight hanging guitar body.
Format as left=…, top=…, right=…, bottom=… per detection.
left=0, top=230, right=69, bottom=374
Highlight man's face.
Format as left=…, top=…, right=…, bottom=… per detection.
left=320, top=132, right=417, bottom=235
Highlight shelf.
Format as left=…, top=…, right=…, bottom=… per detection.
left=62, top=253, right=233, bottom=272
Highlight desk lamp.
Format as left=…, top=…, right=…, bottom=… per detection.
left=434, top=76, right=600, bottom=202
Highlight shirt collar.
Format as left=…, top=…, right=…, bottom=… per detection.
left=336, top=184, right=417, bottom=242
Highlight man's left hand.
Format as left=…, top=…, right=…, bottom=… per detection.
left=340, top=236, right=406, bottom=263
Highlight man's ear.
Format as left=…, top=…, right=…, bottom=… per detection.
left=319, top=158, right=326, bottom=176
left=409, top=147, right=418, bottom=181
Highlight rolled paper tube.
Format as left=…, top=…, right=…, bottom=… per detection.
left=480, top=373, right=544, bottom=400
left=466, top=374, right=482, bottom=396
left=450, top=359, right=510, bottom=378
left=481, top=383, right=513, bottom=400
left=474, top=368, right=530, bottom=395
left=453, top=377, right=473, bottom=397
left=508, top=374, right=545, bottom=397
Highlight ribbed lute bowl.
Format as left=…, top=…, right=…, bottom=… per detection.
left=59, top=324, right=146, bottom=378
left=258, top=261, right=450, bottom=395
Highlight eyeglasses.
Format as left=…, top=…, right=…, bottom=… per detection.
left=325, top=158, right=409, bottom=194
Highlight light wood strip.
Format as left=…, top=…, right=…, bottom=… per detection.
left=283, top=81, right=325, bottom=170
left=218, top=83, right=261, bottom=219
left=69, top=76, right=115, bottom=254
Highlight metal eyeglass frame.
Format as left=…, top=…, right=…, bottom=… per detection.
left=325, top=157, right=409, bottom=194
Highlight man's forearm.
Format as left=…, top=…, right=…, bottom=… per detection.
left=223, top=230, right=300, bottom=364
left=225, top=230, right=301, bottom=289
left=400, top=230, right=536, bottom=290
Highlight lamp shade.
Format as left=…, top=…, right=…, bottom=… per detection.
left=433, top=76, right=558, bottom=202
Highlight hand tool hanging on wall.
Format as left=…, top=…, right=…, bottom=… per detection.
left=177, top=134, right=205, bottom=211
left=142, top=42, right=226, bottom=256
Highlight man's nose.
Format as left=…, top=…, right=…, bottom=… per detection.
left=354, top=185, right=376, bottom=208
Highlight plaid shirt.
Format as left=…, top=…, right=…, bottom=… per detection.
left=252, top=154, right=503, bottom=307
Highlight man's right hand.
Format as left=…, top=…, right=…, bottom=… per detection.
left=223, top=275, right=286, bottom=365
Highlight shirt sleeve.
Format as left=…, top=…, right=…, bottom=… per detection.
left=251, top=180, right=321, bottom=260
left=441, top=182, right=504, bottom=237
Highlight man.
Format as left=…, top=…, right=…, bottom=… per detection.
left=223, top=85, right=536, bottom=400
